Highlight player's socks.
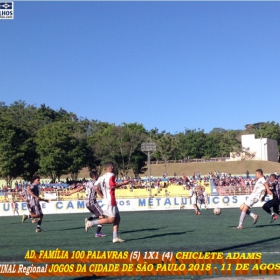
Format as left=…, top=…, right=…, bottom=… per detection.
left=113, top=231, right=118, bottom=239
left=250, top=212, right=256, bottom=218
left=96, top=225, right=102, bottom=234
left=239, top=211, right=246, bottom=226
left=246, top=210, right=254, bottom=218
left=91, top=220, right=99, bottom=226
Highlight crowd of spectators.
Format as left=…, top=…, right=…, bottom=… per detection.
left=1, top=170, right=280, bottom=200
left=211, top=170, right=279, bottom=195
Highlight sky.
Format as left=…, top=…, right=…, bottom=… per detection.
left=1, top=2, right=280, bottom=133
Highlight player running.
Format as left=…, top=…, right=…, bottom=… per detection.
left=262, top=174, right=279, bottom=223
left=22, top=175, right=49, bottom=232
left=197, top=187, right=206, bottom=210
left=20, top=188, right=37, bottom=223
left=203, top=187, right=209, bottom=209
left=189, top=187, right=201, bottom=215
left=11, top=199, right=19, bottom=216
left=236, top=169, right=269, bottom=229
left=65, top=171, right=106, bottom=237
left=86, top=162, right=129, bottom=243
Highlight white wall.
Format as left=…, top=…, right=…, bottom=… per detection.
left=241, top=134, right=278, bottom=162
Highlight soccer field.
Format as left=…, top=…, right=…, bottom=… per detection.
left=1, top=208, right=280, bottom=280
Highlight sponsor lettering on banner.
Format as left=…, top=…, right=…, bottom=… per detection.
left=0, top=195, right=271, bottom=216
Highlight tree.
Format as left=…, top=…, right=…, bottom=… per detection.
left=67, top=121, right=95, bottom=179
left=219, top=130, right=241, bottom=157
left=0, top=120, right=30, bottom=186
left=204, top=130, right=222, bottom=158
left=35, top=121, right=78, bottom=181
left=90, top=123, right=147, bottom=177
left=153, top=133, right=178, bottom=163
left=175, top=129, right=207, bottom=159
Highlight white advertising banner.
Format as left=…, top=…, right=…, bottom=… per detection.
left=44, top=192, right=57, bottom=200
left=0, top=195, right=270, bottom=216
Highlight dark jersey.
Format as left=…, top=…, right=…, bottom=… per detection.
left=268, top=180, right=279, bottom=197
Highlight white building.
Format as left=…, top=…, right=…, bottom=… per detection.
left=229, top=134, right=278, bottom=162
left=238, top=134, right=278, bottom=162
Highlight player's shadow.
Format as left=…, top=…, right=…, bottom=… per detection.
left=48, top=226, right=85, bottom=231
left=43, top=219, right=76, bottom=223
left=121, top=227, right=164, bottom=234
left=211, top=235, right=280, bottom=252
left=228, top=223, right=280, bottom=229
left=124, top=231, right=191, bottom=242
left=255, top=224, right=280, bottom=228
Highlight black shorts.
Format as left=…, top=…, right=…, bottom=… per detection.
left=198, top=198, right=205, bottom=204
left=86, top=202, right=103, bottom=217
left=29, top=203, right=43, bottom=215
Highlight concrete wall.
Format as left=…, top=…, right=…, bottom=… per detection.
left=241, top=134, right=278, bottom=162
left=267, top=138, right=278, bottom=162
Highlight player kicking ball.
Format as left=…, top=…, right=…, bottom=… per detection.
left=236, top=169, right=269, bottom=229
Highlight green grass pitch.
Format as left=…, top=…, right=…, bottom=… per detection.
left=1, top=208, right=280, bottom=279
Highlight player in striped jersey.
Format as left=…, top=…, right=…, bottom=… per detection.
left=66, top=171, right=106, bottom=237
left=19, top=189, right=36, bottom=223
left=262, top=174, right=279, bottom=223
left=188, top=187, right=201, bottom=215
left=86, top=162, right=129, bottom=243
left=22, top=175, right=49, bottom=232
left=11, top=199, right=19, bottom=216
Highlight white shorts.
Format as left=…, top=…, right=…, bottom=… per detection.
left=102, top=205, right=119, bottom=217
left=244, top=196, right=259, bottom=208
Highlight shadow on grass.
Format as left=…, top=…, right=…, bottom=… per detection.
left=121, top=227, right=165, bottom=234
left=211, top=235, right=280, bottom=252
left=228, top=224, right=280, bottom=229
left=43, top=219, right=79, bottom=223
left=255, top=224, right=280, bottom=228
left=47, top=227, right=84, bottom=231
left=125, top=231, right=191, bottom=242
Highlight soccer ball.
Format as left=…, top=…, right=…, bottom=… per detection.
left=213, top=207, right=221, bottom=215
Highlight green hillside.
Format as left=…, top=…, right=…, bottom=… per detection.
left=144, top=160, right=280, bottom=177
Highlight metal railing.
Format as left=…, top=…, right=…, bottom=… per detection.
left=148, top=158, right=230, bottom=164
left=0, top=186, right=254, bottom=202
